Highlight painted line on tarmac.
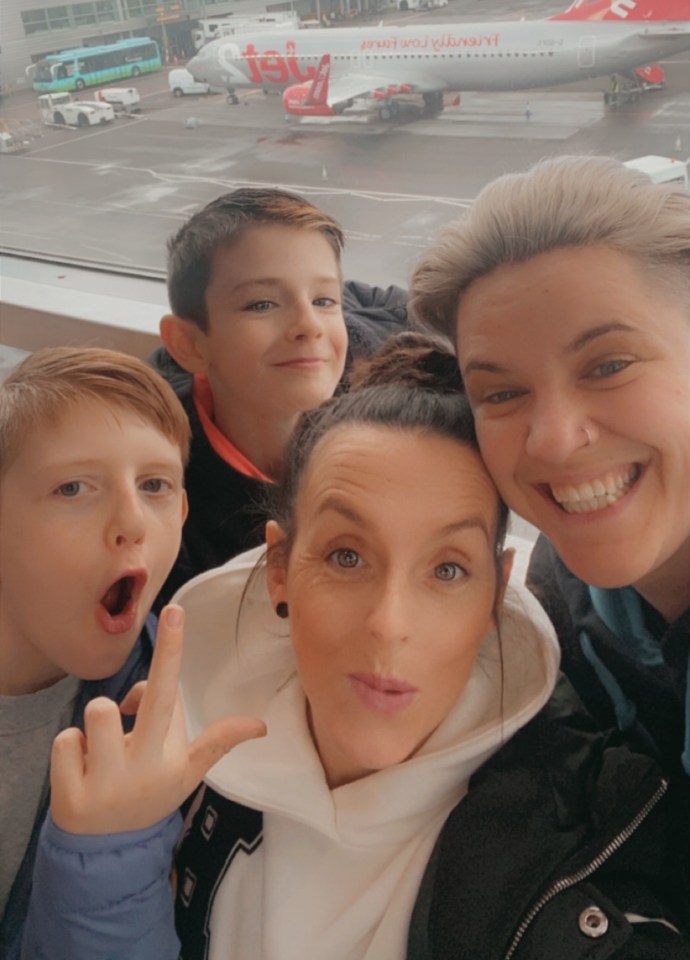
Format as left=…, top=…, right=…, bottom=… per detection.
left=28, top=119, right=134, bottom=155
left=20, top=155, right=475, bottom=207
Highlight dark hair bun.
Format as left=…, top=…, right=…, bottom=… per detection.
left=349, top=331, right=464, bottom=394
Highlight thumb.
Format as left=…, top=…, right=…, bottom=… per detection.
left=185, top=716, right=267, bottom=792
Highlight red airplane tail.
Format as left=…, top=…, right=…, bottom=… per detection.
left=305, top=53, right=330, bottom=105
left=283, top=54, right=334, bottom=116
left=551, top=0, right=689, bottom=20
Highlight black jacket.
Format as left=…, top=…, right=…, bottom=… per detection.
left=174, top=680, right=690, bottom=960
left=527, top=535, right=690, bottom=798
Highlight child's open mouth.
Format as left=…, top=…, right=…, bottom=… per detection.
left=98, top=571, right=147, bottom=633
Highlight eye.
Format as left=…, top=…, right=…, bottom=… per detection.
left=483, top=388, right=524, bottom=405
left=328, top=548, right=362, bottom=569
left=246, top=300, right=274, bottom=312
left=313, top=297, right=338, bottom=308
left=588, top=358, right=632, bottom=379
left=140, top=477, right=171, bottom=494
left=55, top=480, right=85, bottom=498
left=434, top=562, right=466, bottom=582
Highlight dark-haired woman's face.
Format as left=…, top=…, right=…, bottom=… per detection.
left=456, top=245, right=690, bottom=619
left=266, top=424, right=509, bottom=789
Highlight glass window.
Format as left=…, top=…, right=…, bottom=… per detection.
left=21, top=9, right=49, bottom=34
left=95, top=0, right=118, bottom=23
left=72, top=2, right=97, bottom=25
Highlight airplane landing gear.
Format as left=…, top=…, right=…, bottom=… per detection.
left=226, top=88, right=240, bottom=105
left=378, top=99, right=400, bottom=122
left=422, top=91, right=444, bottom=116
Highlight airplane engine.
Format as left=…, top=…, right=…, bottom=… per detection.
left=283, top=82, right=334, bottom=116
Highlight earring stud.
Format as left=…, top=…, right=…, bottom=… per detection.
left=275, top=602, right=289, bottom=619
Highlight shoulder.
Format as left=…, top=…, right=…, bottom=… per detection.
left=412, top=681, right=688, bottom=959
left=148, top=345, right=193, bottom=400
left=342, top=279, right=408, bottom=346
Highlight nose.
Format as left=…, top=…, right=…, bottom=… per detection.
left=365, top=575, right=411, bottom=645
left=106, top=487, right=146, bottom=549
left=525, top=392, right=591, bottom=463
left=286, top=299, right=324, bottom=341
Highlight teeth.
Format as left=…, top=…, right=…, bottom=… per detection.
left=550, top=466, right=639, bottom=514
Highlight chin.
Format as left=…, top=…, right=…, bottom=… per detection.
left=558, top=548, right=651, bottom=591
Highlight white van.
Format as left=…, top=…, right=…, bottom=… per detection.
left=623, top=155, right=689, bottom=191
left=169, top=68, right=211, bottom=97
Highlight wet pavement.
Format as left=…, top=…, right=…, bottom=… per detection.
left=1, top=0, right=688, bottom=287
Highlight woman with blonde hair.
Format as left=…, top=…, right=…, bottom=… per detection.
left=410, top=154, right=690, bottom=830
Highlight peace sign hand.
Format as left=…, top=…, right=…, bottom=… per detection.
left=51, top=604, right=267, bottom=835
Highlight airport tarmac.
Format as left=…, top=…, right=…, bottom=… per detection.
left=0, top=0, right=688, bottom=287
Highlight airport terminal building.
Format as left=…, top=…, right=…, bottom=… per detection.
left=0, top=0, right=299, bottom=93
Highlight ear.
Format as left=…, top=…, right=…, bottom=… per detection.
left=160, top=314, right=209, bottom=375
left=265, top=520, right=288, bottom=608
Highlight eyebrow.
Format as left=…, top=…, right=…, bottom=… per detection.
left=439, top=516, right=492, bottom=544
left=315, top=497, right=492, bottom=542
left=44, top=458, right=182, bottom=473
left=566, top=321, right=636, bottom=353
left=463, top=321, right=638, bottom=376
left=232, top=275, right=340, bottom=292
left=314, top=497, right=366, bottom=525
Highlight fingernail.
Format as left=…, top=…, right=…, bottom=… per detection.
left=165, top=605, right=184, bottom=629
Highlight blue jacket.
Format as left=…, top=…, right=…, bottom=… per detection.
left=1, top=615, right=156, bottom=960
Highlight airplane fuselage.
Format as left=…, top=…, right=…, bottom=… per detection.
left=188, top=20, right=690, bottom=95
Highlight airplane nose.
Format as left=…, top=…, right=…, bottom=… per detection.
left=187, top=53, right=203, bottom=78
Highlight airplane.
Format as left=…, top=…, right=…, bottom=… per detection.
left=187, top=0, right=690, bottom=121
left=550, top=0, right=689, bottom=91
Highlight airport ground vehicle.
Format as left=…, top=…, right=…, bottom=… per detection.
left=31, top=38, right=161, bottom=93
left=624, top=154, right=690, bottom=190
left=169, top=69, right=211, bottom=97
left=191, top=13, right=301, bottom=51
left=38, top=92, right=115, bottom=128
left=95, top=87, right=142, bottom=113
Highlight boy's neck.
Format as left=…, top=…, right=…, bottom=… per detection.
left=213, top=403, right=298, bottom=480
left=0, top=648, right=65, bottom=696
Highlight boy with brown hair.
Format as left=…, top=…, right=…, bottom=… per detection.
left=0, top=346, right=190, bottom=960
left=151, top=186, right=406, bottom=599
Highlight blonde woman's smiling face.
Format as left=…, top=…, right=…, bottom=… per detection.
left=456, top=245, right=690, bottom=619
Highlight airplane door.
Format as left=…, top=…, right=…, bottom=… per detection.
left=577, top=35, right=596, bottom=69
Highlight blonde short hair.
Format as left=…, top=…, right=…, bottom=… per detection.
left=410, top=154, right=690, bottom=344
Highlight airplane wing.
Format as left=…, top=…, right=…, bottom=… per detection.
left=325, top=69, right=444, bottom=106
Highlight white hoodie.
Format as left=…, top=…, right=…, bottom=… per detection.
left=175, top=543, right=559, bottom=960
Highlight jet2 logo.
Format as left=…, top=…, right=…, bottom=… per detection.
left=218, top=40, right=315, bottom=86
